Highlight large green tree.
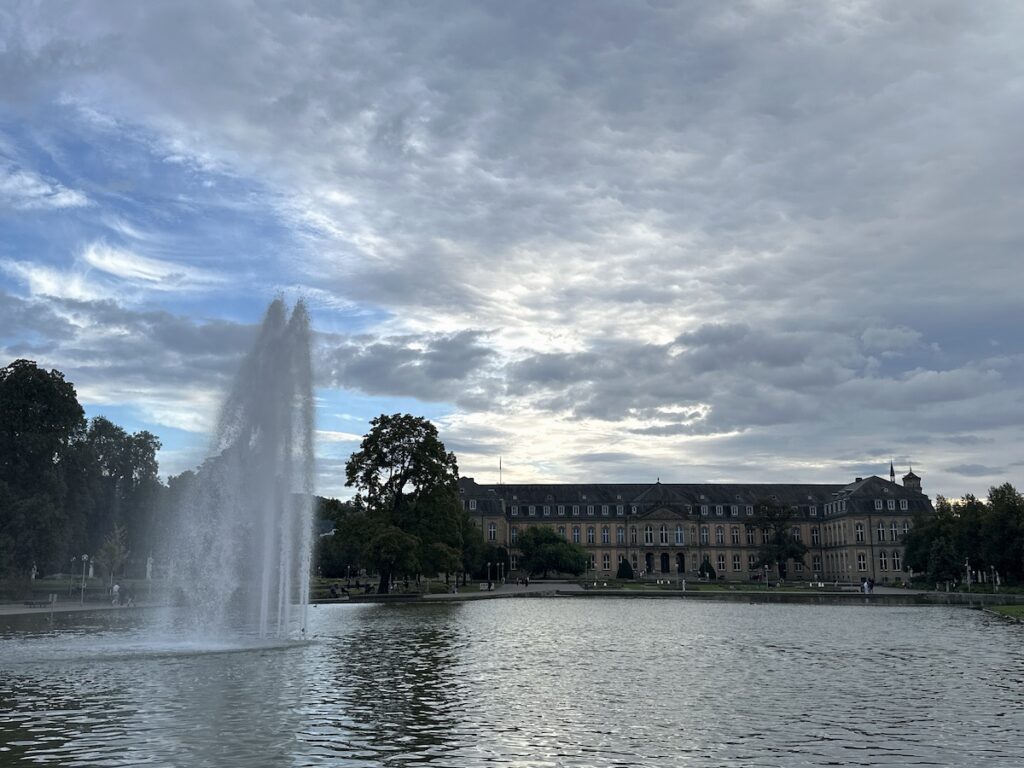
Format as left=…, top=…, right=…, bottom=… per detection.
left=744, top=498, right=808, bottom=581
left=345, top=414, right=462, bottom=593
left=517, top=526, right=587, bottom=578
left=0, top=360, right=85, bottom=577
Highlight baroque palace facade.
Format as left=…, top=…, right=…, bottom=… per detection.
left=459, top=467, right=933, bottom=584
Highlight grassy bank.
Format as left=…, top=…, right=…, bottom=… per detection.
left=988, top=605, right=1024, bottom=621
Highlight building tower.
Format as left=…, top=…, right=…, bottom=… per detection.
left=903, top=465, right=922, bottom=492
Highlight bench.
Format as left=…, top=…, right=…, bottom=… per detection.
left=23, top=600, right=50, bottom=608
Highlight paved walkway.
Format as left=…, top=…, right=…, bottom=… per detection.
left=0, top=600, right=156, bottom=617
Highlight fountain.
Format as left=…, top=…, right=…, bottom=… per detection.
left=166, top=298, right=315, bottom=639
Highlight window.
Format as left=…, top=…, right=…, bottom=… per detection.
left=746, top=528, right=755, bottom=545
left=587, top=505, right=595, bottom=516
left=572, top=505, right=580, bottom=516
left=715, top=526, right=724, bottom=545
left=715, top=505, right=724, bottom=516
left=903, top=521, right=910, bottom=537
left=700, top=505, right=709, bottom=516
left=794, top=561, right=804, bottom=573
left=487, top=523, right=496, bottom=541
left=890, top=522, right=899, bottom=541
left=716, top=554, right=726, bottom=572
left=543, top=505, right=550, bottom=516
left=511, top=526, right=518, bottom=544
left=745, top=505, right=754, bottom=516
left=616, top=504, right=624, bottom=516
left=528, top=505, right=535, bottom=516
left=631, top=505, right=638, bottom=514
left=660, top=525, right=669, bottom=544
left=601, top=504, right=609, bottom=516
left=587, top=527, right=595, bottom=544
left=731, top=527, right=740, bottom=545
left=557, top=525, right=566, bottom=537
left=809, top=505, right=817, bottom=516
left=812, top=554, right=822, bottom=572
left=857, top=552, right=867, bottom=571
left=700, top=526, right=709, bottom=545
left=887, top=499, right=895, bottom=511
left=730, top=504, right=739, bottom=517
left=900, top=499, right=908, bottom=511
left=792, top=527, right=802, bottom=543
left=855, top=523, right=865, bottom=543
left=469, top=499, right=477, bottom=510
left=748, top=553, right=758, bottom=569
left=510, top=554, right=518, bottom=570
left=511, top=505, right=519, bottom=516
left=762, top=529, right=770, bottom=545
left=879, top=551, right=888, bottom=571
left=601, top=526, right=610, bottom=544
left=675, top=525, right=684, bottom=545
left=572, top=527, right=580, bottom=544
left=617, top=526, right=625, bottom=544
left=644, top=525, right=654, bottom=545
left=876, top=522, right=885, bottom=542
left=630, top=527, right=638, bottom=544
left=893, top=551, right=902, bottom=571
left=557, top=504, right=565, bottom=516
left=875, top=499, right=883, bottom=510
left=602, top=553, right=610, bottom=571
left=732, top=554, right=742, bottom=571
left=811, top=527, right=820, bottom=546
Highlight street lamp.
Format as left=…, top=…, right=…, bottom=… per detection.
left=80, top=554, right=89, bottom=605
left=487, top=561, right=492, bottom=590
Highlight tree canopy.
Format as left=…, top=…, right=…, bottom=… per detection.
left=344, top=413, right=464, bottom=593
left=744, top=498, right=808, bottom=580
left=517, top=526, right=587, bottom=578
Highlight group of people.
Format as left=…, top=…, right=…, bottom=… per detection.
left=109, top=583, right=134, bottom=607
left=861, top=578, right=876, bottom=594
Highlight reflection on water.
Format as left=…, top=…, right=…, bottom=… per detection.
left=1, top=600, right=1022, bottom=767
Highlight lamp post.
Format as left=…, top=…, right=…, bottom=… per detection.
left=487, top=561, right=492, bottom=590
left=79, top=554, right=89, bottom=605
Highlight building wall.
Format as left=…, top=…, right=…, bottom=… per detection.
left=462, top=475, right=932, bottom=584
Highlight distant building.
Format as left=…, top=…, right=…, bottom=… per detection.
left=459, top=468, right=933, bottom=584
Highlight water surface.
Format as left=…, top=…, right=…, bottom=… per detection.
left=1, top=599, right=1021, bottom=766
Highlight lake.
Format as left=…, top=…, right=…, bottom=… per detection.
left=1, top=598, right=1021, bottom=766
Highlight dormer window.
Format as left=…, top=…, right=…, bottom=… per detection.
left=469, top=499, right=477, bottom=510
left=900, top=499, right=908, bottom=511
left=874, top=499, right=883, bottom=510
left=511, top=505, right=518, bottom=516
left=700, top=505, right=708, bottom=516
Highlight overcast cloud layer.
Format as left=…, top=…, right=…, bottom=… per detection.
left=2, top=1, right=1022, bottom=499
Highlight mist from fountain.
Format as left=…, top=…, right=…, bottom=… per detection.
left=166, top=299, right=315, bottom=640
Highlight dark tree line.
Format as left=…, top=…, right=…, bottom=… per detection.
left=0, top=360, right=163, bottom=583
left=903, top=483, right=1024, bottom=586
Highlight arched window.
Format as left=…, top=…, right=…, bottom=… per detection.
left=487, top=523, right=496, bottom=541
left=730, top=526, right=740, bottom=545
left=644, top=525, right=654, bottom=545
left=616, top=526, right=625, bottom=544
left=511, top=526, right=518, bottom=544
left=855, top=523, right=865, bottom=543
left=675, top=525, right=684, bottom=545
left=893, top=550, right=902, bottom=571
left=601, top=526, right=610, bottom=544
left=630, top=526, right=638, bottom=544
left=715, top=526, right=724, bottom=545
left=587, top=526, right=595, bottom=544
left=557, top=525, right=566, bottom=537
left=746, top=528, right=755, bottom=545
left=700, top=526, right=709, bottom=545
left=890, top=522, right=899, bottom=541
left=811, top=527, right=820, bottom=545
left=879, top=551, right=888, bottom=571
left=572, top=526, right=580, bottom=544
left=876, top=522, right=885, bottom=542
left=791, top=527, right=801, bottom=542
left=659, top=525, right=668, bottom=544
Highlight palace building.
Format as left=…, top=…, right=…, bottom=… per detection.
left=459, top=466, right=932, bottom=584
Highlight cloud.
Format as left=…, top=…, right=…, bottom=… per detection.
left=0, top=163, right=89, bottom=209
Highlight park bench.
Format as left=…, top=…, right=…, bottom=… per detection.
left=23, top=600, right=50, bottom=608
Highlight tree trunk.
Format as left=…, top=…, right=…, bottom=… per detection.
left=377, top=568, right=391, bottom=594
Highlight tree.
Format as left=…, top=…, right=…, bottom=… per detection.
left=698, top=557, right=717, bottom=581
left=94, top=523, right=129, bottom=585
left=517, top=526, right=587, bottom=578
left=616, top=557, right=635, bottom=579
left=745, top=498, right=808, bottom=581
left=345, top=414, right=461, bottom=593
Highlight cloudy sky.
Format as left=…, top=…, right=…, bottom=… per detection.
left=2, top=1, right=1022, bottom=500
